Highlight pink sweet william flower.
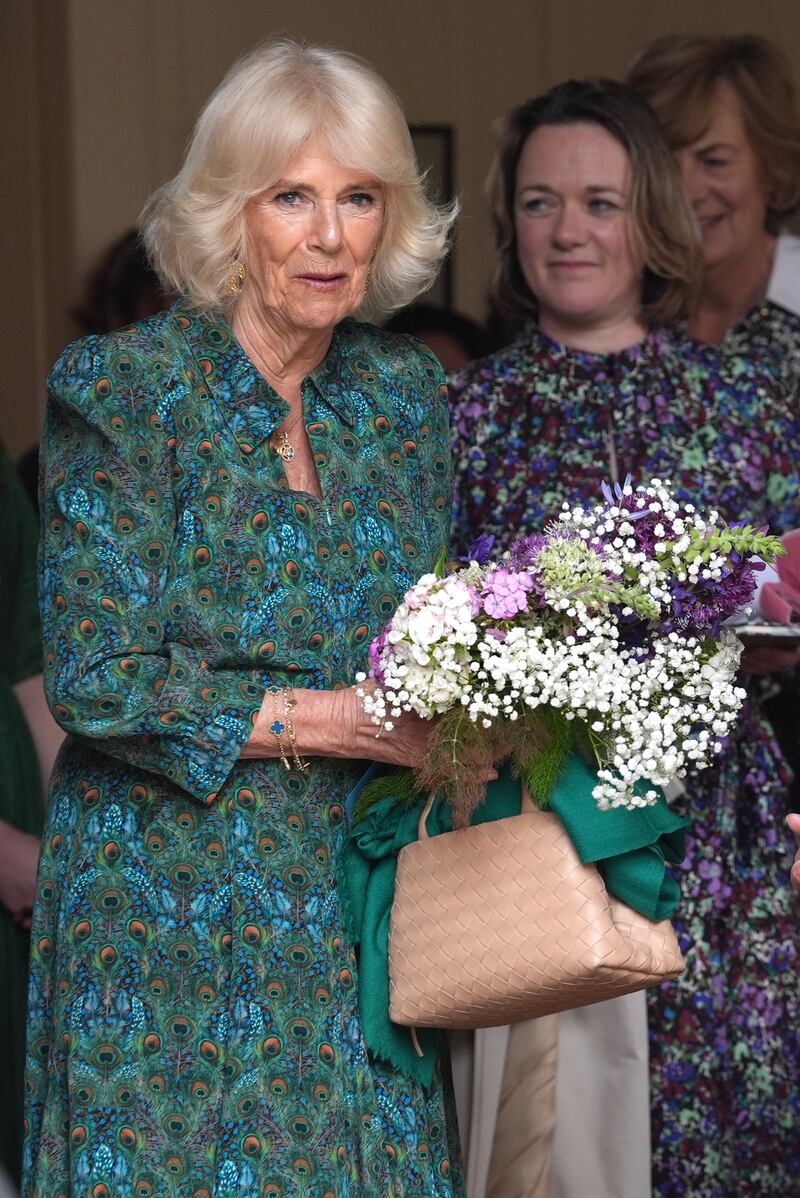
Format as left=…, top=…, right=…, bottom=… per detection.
left=480, top=567, right=534, bottom=620
left=368, top=627, right=389, bottom=685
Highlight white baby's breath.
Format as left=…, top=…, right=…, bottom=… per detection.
left=363, top=480, right=760, bottom=810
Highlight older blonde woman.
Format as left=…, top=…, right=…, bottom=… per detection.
left=627, top=34, right=800, bottom=350
left=24, top=40, right=460, bottom=1198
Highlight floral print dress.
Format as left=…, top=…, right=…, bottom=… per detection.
left=24, top=305, right=463, bottom=1198
left=450, top=325, right=800, bottom=1198
left=728, top=300, right=800, bottom=414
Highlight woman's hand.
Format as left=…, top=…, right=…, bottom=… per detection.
left=242, top=684, right=498, bottom=780
left=324, top=685, right=436, bottom=768
left=0, top=821, right=41, bottom=930
left=740, top=645, right=800, bottom=674
left=787, top=814, right=800, bottom=892
left=243, top=684, right=434, bottom=768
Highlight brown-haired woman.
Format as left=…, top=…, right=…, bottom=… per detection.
left=450, top=76, right=800, bottom=1198
left=486, top=77, right=700, bottom=335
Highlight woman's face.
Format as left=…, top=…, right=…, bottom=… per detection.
left=514, top=122, right=645, bottom=341
left=241, top=139, right=385, bottom=333
left=675, top=81, right=769, bottom=270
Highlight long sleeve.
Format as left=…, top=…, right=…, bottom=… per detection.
left=750, top=359, right=800, bottom=535
left=689, top=343, right=800, bottom=535
left=39, top=337, right=266, bottom=804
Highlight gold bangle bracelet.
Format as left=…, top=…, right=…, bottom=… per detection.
left=282, top=688, right=309, bottom=774
left=268, top=685, right=292, bottom=770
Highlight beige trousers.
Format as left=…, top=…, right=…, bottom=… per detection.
left=450, top=1016, right=559, bottom=1198
left=451, top=994, right=649, bottom=1198
left=550, top=992, right=651, bottom=1198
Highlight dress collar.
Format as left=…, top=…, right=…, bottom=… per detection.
left=172, top=302, right=356, bottom=451
left=523, top=324, right=674, bottom=381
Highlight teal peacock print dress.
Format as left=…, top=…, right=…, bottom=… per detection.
left=23, top=305, right=462, bottom=1198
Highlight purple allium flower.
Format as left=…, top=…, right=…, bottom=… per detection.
left=508, top=534, right=549, bottom=569
left=480, top=567, right=534, bottom=620
left=664, top=560, right=761, bottom=637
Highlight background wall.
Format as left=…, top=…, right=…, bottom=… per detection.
left=4, top=0, right=800, bottom=456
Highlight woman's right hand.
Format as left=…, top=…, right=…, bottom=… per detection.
left=243, top=684, right=498, bottom=784
left=243, top=684, right=434, bottom=768
left=325, top=684, right=436, bottom=768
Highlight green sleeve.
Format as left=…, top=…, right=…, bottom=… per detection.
left=40, top=337, right=266, bottom=804
left=0, top=444, right=42, bottom=685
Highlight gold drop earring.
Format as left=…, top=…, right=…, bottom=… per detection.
left=226, top=261, right=247, bottom=297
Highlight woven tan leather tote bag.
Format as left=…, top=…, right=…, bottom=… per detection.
left=388, top=785, right=684, bottom=1031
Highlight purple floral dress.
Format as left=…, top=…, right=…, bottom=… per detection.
left=450, top=325, right=800, bottom=1198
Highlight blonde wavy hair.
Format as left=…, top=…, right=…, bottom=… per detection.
left=627, top=35, right=800, bottom=234
left=141, top=38, right=456, bottom=317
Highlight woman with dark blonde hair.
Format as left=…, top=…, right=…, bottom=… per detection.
left=450, top=77, right=800, bottom=1198
left=627, top=36, right=800, bottom=1197
left=627, top=33, right=800, bottom=371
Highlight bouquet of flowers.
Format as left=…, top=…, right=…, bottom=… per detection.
left=357, top=478, right=783, bottom=827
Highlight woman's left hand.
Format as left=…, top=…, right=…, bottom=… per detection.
left=788, top=814, right=800, bottom=892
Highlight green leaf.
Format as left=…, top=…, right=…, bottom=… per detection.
left=433, top=545, right=447, bottom=580
left=516, top=707, right=575, bottom=806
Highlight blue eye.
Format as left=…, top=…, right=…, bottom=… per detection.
left=347, top=192, right=377, bottom=207
left=275, top=191, right=302, bottom=206
left=588, top=198, right=619, bottom=213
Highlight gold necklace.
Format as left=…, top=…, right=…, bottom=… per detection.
left=271, top=408, right=304, bottom=462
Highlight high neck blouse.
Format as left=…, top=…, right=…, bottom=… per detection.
left=449, top=324, right=800, bottom=554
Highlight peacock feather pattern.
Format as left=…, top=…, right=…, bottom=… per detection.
left=24, top=305, right=461, bottom=1197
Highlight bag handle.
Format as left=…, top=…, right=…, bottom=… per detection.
left=417, top=793, right=437, bottom=841
left=416, top=781, right=537, bottom=840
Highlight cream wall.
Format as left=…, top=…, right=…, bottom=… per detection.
left=4, top=0, right=800, bottom=456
